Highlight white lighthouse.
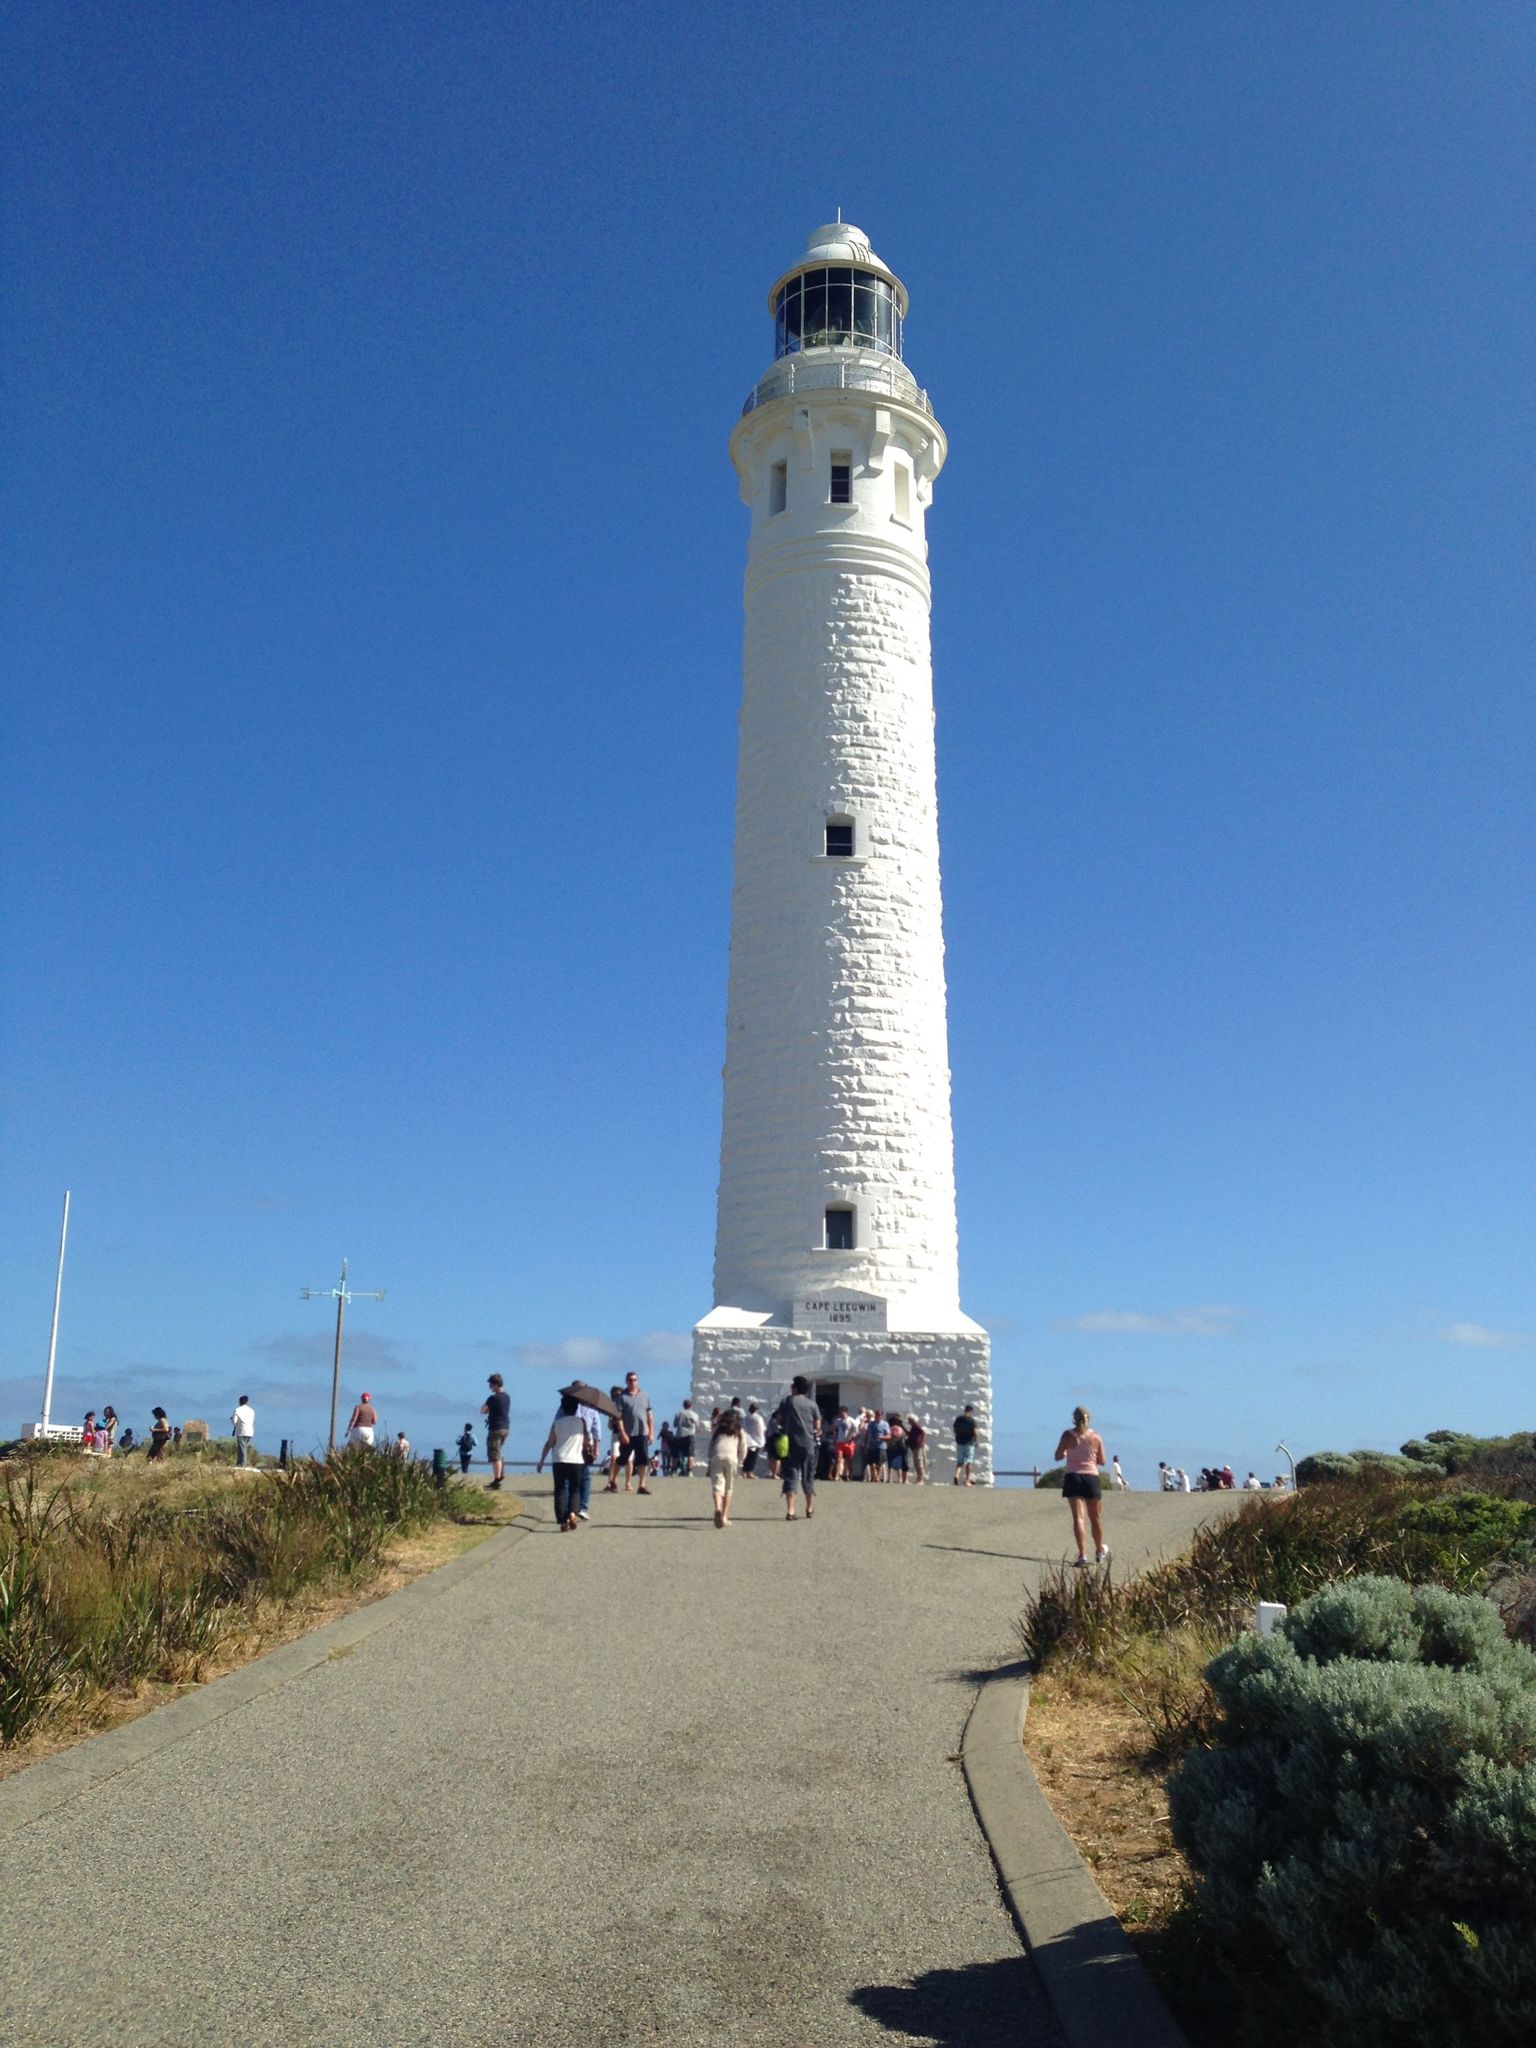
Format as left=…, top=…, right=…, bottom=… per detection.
left=692, top=220, right=993, bottom=1481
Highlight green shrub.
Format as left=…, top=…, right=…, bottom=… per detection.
left=1169, top=1576, right=1536, bottom=2045
left=1034, top=1467, right=1065, bottom=1489
left=1397, top=1493, right=1536, bottom=1585
left=1020, top=1473, right=1535, bottom=1685
left=1348, top=1449, right=1420, bottom=1477
left=1295, top=1451, right=1358, bottom=1484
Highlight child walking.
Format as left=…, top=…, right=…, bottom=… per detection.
left=708, top=1408, right=744, bottom=1529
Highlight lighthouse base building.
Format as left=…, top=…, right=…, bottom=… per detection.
left=692, top=220, right=992, bottom=1483
left=693, top=1320, right=992, bottom=1485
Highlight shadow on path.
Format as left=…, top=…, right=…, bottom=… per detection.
left=849, top=1957, right=1058, bottom=2045
left=923, top=1543, right=1060, bottom=1563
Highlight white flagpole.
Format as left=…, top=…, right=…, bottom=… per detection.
left=40, top=1190, right=70, bottom=1434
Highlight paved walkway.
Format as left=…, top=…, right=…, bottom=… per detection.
left=0, top=1477, right=1232, bottom=2047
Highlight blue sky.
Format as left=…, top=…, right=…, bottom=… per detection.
left=4, top=3, right=1531, bottom=1484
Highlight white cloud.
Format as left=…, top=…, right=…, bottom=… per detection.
left=635, top=1329, right=693, bottom=1366
left=1051, top=1305, right=1245, bottom=1338
left=516, top=1336, right=621, bottom=1373
left=506, top=1330, right=693, bottom=1374
left=1439, top=1322, right=1527, bottom=1349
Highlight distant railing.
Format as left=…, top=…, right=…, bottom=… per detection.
left=741, top=356, right=932, bottom=418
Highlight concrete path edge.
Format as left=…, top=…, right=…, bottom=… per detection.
left=961, top=1663, right=1190, bottom=2048
left=0, top=1513, right=533, bottom=1841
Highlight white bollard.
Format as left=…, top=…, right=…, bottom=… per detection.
left=1255, top=1601, right=1288, bottom=1637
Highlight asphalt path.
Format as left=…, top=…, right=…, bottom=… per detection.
left=0, top=1475, right=1236, bottom=2047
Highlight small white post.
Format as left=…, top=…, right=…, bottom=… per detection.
left=1256, top=1601, right=1288, bottom=1637
left=40, top=1189, right=71, bottom=1433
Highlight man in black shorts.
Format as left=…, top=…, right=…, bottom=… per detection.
left=617, top=1371, right=653, bottom=1495
left=481, top=1373, right=511, bottom=1490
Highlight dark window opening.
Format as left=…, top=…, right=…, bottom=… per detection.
left=830, top=456, right=852, bottom=505
left=824, top=821, right=854, bottom=858
left=824, top=1206, right=855, bottom=1251
left=769, top=461, right=787, bottom=515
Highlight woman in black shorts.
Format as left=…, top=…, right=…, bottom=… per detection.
left=1053, top=1405, right=1109, bottom=1568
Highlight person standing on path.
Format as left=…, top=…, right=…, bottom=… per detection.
left=148, top=1406, right=172, bottom=1459
left=906, top=1415, right=928, bottom=1485
left=231, top=1395, right=257, bottom=1467
left=574, top=1395, right=605, bottom=1520
left=100, top=1406, right=119, bottom=1455
left=672, top=1399, right=704, bottom=1476
left=537, top=1393, right=595, bottom=1532
left=345, top=1393, right=377, bottom=1449
left=773, top=1375, right=822, bottom=1521
left=1110, top=1454, right=1128, bottom=1490
left=740, top=1401, right=766, bottom=1476
left=708, top=1407, right=744, bottom=1528
left=481, top=1374, right=511, bottom=1490
left=616, top=1372, right=653, bottom=1495
left=457, top=1424, right=475, bottom=1475
left=952, top=1404, right=978, bottom=1484
left=1053, top=1405, right=1109, bottom=1568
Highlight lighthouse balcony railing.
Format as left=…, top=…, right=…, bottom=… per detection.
left=741, top=356, right=931, bottom=418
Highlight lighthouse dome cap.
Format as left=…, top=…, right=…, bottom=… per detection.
left=767, top=219, right=908, bottom=315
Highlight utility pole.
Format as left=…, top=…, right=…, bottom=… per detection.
left=39, top=1190, right=71, bottom=1435
left=301, top=1258, right=385, bottom=1454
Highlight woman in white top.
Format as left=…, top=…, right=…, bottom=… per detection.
left=740, top=1402, right=767, bottom=1476
left=537, top=1393, right=596, bottom=1532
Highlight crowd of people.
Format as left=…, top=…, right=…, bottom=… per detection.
left=1156, top=1461, right=1290, bottom=1493
left=55, top=1392, right=419, bottom=1467
left=524, top=1370, right=989, bottom=1533
left=64, top=1402, right=210, bottom=1461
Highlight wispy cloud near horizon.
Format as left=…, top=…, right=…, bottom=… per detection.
left=477, top=1330, right=694, bottom=1377
left=1439, top=1322, right=1528, bottom=1348
left=1050, top=1305, right=1246, bottom=1338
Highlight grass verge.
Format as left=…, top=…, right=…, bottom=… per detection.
left=0, top=1445, right=521, bottom=1773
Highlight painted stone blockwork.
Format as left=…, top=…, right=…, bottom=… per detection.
left=693, top=1324, right=994, bottom=1485
left=713, top=563, right=960, bottom=1320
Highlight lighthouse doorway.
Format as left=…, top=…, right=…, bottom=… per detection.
left=812, top=1375, right=883, bottom=1424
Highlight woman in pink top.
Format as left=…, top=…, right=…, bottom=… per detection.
left=1053, top=1405, right=1109, bottom=1568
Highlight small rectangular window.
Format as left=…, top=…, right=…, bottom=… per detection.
left=824, top=821, right=854, bottom=858
left=824, top=1206, right=855, bottom=1250
left=893, top=464, right=911, bottom=524
left=769, top=461, right=787, bottom=515
left=830, top=455, right=852, bottom=505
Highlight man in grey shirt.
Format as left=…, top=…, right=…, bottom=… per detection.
left=617, top=1372, right=653, bottom=1495
left=671, top=1398, right=703, bottom=1476
left=773, top=1375, right=822, bottom=1522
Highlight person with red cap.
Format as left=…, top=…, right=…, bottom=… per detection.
left=345, top=1392, right=377, bottom=1449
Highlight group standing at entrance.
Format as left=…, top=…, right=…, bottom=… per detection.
left=524, top=1371, right=989, bottom=1533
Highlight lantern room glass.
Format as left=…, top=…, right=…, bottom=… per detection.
left=774, top=268, right=903, bottom=361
